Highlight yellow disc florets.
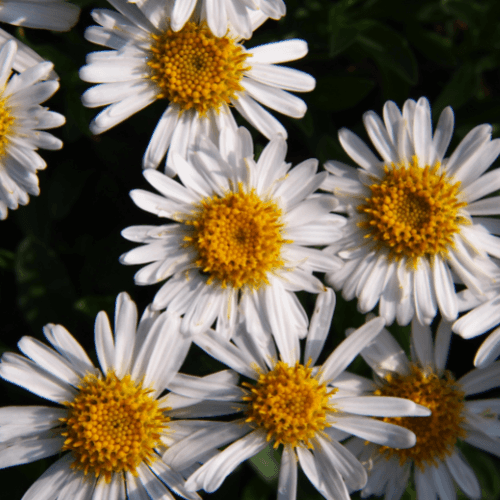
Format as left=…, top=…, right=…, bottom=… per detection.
left=147, top=22, right=249, bottom=115
left=375, top=364, right=466, bottom=469
left=243, top=361, right=335, bottom=448
left=357, top=159, right=467, bottom=266
left=184, top=184, right=290, bottom=289
left=0, top=94, right=14, bottom=157
left=60, top=372, right=168, bottom=482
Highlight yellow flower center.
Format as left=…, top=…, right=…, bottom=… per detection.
left=357, top=159, right=467, bottom=265
left=375, top=364, right=466, bottom=469
left=147, top=22, right=249, bottom=115
left=184, top=185, right=290, bottom=289
left=60, top=372, right=168, bottom=482
left=0, top=94, right=14, bottom=157
left=243, top=361, right=335, bottom=448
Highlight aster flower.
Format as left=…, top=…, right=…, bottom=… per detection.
left=0, top=40, right=64, bottom=219
left=80, top=0, right=315, bottom=174
left=345, top=318, right=500, bottom=500
left=0, top=291, right=215, bottom=500
left=322, top=96, right=500, bottom=326
left=120, top=126, right=343, bottom=341
left=452, top=288, right=500, bottom=367
left=160, top=290, right=430, bottom=500
left=0, top=0, right=80, bottom=31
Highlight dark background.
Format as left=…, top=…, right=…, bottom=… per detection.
left=1, top=0, right=499, bottom=498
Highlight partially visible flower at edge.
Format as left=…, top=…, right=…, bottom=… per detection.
left=345, top=318, right=500, bottom=500
left=0, top=40, right=64, bottom=219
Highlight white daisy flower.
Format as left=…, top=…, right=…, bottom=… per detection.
left=0, top=0, right=80, bottom=31
left=161, top=290, right=430, bottom=500
left=0, top=40, right=65, bottom=219
left=120, top=126, right=343, bottom=340
left=452, top=287, right=500, bottom=367
left=80, top=0, right=315, bottom=174
left=346, top=318, right=500, bottom=500
left=322, top=96, right=500, bottom=326
left=0, top=291, right=218, bottom=500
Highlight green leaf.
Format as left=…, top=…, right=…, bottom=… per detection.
left=73, top=295, right=116, bottom=319
left=406, top=26, right=457, bottom=67
left=0, top=249, right=15, bottom=271
left=312, top=76, right=375, bottom=112
left=48, top=161, right=93, bottom=220
left=15, top=236, right=76, bottom=333
left=248, top=444, right=280, bottom=481
left=357, top=21, right=418, bottom=84
left=241, top=477, right=273, bottom=500
left=328, top=6, right=359, bottom=57
left=433, top=62, right=478, bottom=116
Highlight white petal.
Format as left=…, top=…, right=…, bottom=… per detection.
left=415, top=467, right=437, bottom=500
left=411, top=318, right=434, bottom=368
left=320, top=317, right=385, bottom=383
left=278, top=444, right=297, bottom=500
left=316, top=435, right=367, bottom=492
left=430, top=462, right=456, bottom=500
left=363, top=111, right=398, bottom=165
left=474, top=327, right=500, bottom=368
left=456, top=361, right=500, bottom=396
left=413, top=97, right=434, bottom=167
left=95, top=310, right=114, bottom=375
left=433, top=106, right=454, bottom=162
left=163, top=421, right=250, bottom=471
left=304, top=288, right=335, bottom=366
left=413, top=259, right=437, bottom=325
left=248, top=40, right=308, bottom=64
left=334, top=396, right=430, bottom=417
left=242, top=77, right=307, bottom=118
left=21, top=454, right=74, bottom=500
left=453, top=296, right=500, bottom=339
left=338, top=128, right=382, bottom=172
left=434, top=320, right=453, bottom=374
left=193, top=329, right=260, bottom=380
left=463, top=430, right=500, bottom=458
left=143, top=105, right=180, bottom=172
left=445, top=451, right=481, bottom=499
left=432, top=255, right=458, bottom=322
left=0, top=434, right=65, bottom=468
left=185, top=431, right=267, bottom=492
left=0, top=353, right=76, bottom=403
left=43, top=321, right=93, bottom=379
left=329, top=414, right=416, bottom=448
left=232, top=93, right=287, bottom=139
left=248, top=63, right=315, bottom=92
left=170, top=0, right=197, bottom=31
left=357, top=325, right=409, bottom=378
left=265, top=282, right=301, bottom=365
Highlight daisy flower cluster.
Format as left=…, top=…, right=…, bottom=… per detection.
left=1, top=1, right=500, bottom=500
